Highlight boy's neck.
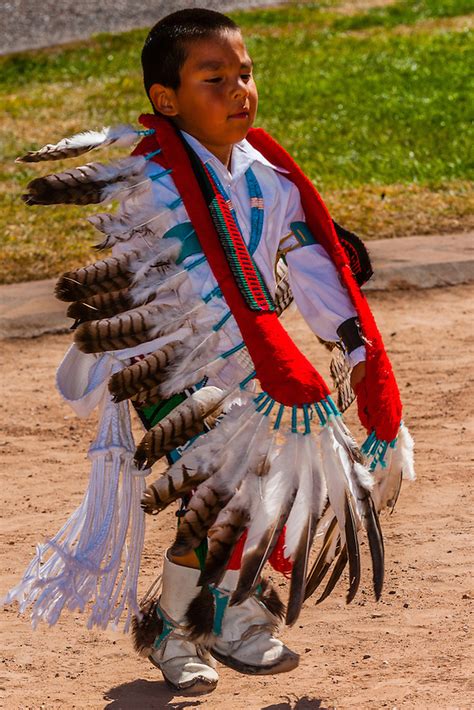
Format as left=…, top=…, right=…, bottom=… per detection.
left=179, top=126, right=234, bottom=169
left=195, top=139, right=233, bottom=169
left=208, top=143, right=233, bottom=169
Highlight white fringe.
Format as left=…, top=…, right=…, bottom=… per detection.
left=3, top=397, right=147, bottom=632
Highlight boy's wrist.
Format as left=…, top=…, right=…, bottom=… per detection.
left=347, top=345, right=366, bottom=369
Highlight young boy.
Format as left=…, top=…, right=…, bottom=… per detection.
left=7, top=7, right=412, bottom=697
left=135, top=9, right=367, bottom=691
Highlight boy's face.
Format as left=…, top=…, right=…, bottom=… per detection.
left=150, top=30, right=257, bottom=162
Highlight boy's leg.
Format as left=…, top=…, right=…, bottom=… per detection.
left=146, top=553, right=219, bottom=694
left=135, top=397, right=298, bottom=683
left=147, top=549, right=299, bottom=682
left=206, top=569, right=299, bottom=675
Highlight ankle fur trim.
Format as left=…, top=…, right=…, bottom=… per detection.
left=131, top=599, right=163, bottom=658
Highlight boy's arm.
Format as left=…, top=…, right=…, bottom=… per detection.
left=276, top=183, right=366, bottom=371
left=283, top=235, right=366, bottom=365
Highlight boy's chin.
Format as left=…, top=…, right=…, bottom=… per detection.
left=226, top=123, right=254, bottom=143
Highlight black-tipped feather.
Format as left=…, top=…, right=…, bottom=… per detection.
left=364, top=494, right=385, bottom=600
left=304, top=516, right=338, bottom=600
left=286, top=518, right=317, bottom=626
left=230, top=489, right=297, bottom=607
left=316, top=546, right=348, bottom=605
left=344, top=493, right=361, bottom=604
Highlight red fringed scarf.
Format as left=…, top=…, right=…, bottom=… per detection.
left=134, top=114, right=402, bottom=443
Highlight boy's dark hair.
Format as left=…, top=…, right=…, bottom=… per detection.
left=142, top=8, right=239, bottom=108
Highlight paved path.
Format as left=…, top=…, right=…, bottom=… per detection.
left=1, top=0, right=278, bottom=55
left=0, top=232, right=472, bottom=339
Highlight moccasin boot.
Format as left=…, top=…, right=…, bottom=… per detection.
left=211, top=570, right=300, bottom=675
left=147, top=555, right=219, bottom=694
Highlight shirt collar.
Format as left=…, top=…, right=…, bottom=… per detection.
left=180, top=130, right=288, bottom=185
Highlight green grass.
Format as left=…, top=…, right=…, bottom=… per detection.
left=0, top=0, right=473, bottom=283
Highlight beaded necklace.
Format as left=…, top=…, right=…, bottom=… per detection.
left=205, top=162, right=264, bottom=256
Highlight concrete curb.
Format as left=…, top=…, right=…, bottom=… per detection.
left=0, top=232, right=472, bottom=339
left=363, top=232, right=474, bottom=292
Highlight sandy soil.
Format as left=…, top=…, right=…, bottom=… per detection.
left=1, top=285, right=473, bottom=710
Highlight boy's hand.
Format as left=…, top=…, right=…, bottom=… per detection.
left=350, top=361, right=366, bottom=392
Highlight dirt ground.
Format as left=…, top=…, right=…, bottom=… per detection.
left=1, top=285, right=473, bottom=710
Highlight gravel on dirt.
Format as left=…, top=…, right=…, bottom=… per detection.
left=1, top=284, right=473, bottom=709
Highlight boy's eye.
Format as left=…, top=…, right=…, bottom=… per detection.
left=205, top=77, right=223, bottom=83
left=241, top=73, right=252, bottom=82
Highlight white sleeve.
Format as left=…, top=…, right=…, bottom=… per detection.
left=281, top=183, right=366, bottom=363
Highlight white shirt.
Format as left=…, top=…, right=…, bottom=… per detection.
left=115, top=131, right=365, bottom=368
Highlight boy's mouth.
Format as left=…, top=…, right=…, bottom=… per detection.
left=228, top=110, right=249, bottom=120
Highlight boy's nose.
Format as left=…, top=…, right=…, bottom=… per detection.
left=232, top=77, right=249, bottom=99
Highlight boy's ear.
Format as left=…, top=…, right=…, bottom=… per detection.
left=149, top=83, right=179, bottom=116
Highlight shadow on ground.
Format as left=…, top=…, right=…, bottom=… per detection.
left=262, top=697, right=330, bottom=710
left=103, top=678, right=205, bottom=709
left=103, top=682, right=328, bottom=709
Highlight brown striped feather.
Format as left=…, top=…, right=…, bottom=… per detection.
left=199, top=506, right=250, bottom=587
left=66, top=287, right=135, bottom=322
left=133, top=387, right=226, bottom=467
left=108, top=342, right=181, bottom=402
left=55, top=251, right=139, bottom=301
left=170, top=484, right=224, bottom=556
left=73, top=303, right=167, bottom=353
left=140, top=464, right=209, bottom=515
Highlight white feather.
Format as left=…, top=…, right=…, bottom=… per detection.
left=88, top=192, right=182, bottom=249
left=397, top=424, right=415, bottom=481
left=240, top=430, right=294, bottom=562
left=16, top=124, right=141, bottom=163
left=177, top=397, right=263, bottom=479
left=317, top=425, right=351, bottom=545
left=372, top=424, right=415, bottom=511
left=307, top=434, right=328, bottom=520
left=157, top=330, right=220, bottom=394
left=82, top=155, right=148, bottom=183
left=284, top=434, right=313, bottom=560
